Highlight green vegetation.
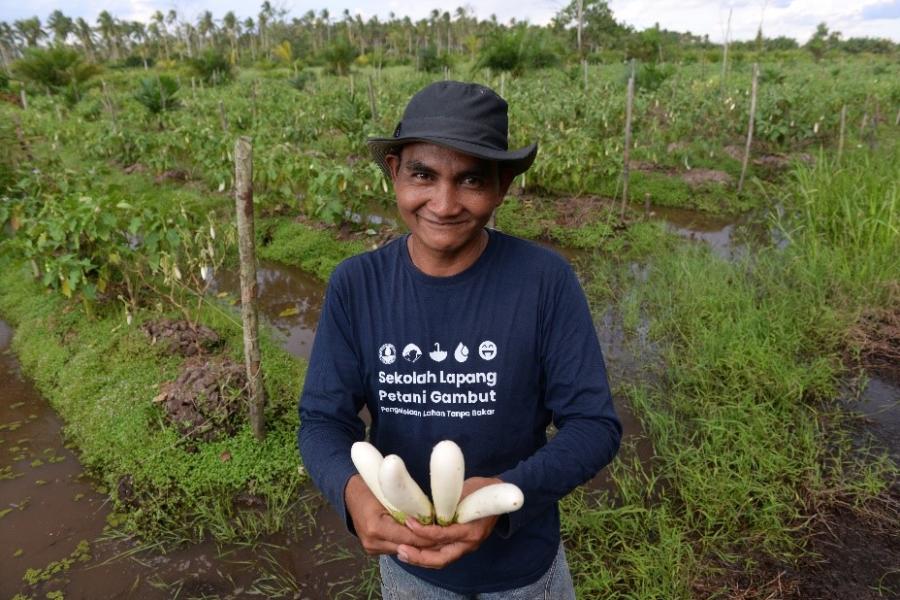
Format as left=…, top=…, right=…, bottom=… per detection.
left=0, top=255, right=307, bottom=543
left=11, top=46, right=99, bottom=105
left=0, top=3, right=898, bottom=596
left=257, top=218, right=367, bottom=282
left=562, top=144, right=898, bottom=595
left=133, top=74, right=180, bottom=117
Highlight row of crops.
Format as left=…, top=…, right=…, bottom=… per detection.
left=9, top=56, right=899, bottom=223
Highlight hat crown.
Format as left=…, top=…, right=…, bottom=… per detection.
left=394, top=81, right=509, bottom=151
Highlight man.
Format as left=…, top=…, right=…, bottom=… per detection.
left=298, top=81, right=621, bottom=598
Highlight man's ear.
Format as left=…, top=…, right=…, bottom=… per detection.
left=384, top=152, right=401, bottom=182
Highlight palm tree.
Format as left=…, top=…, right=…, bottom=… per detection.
left=96, top=11, right=119, bottom=60
left=47, top=10, right=74, bottom=45
left=14, top=17, right=46, bottom=48
left=74, top=18, right=95, bottom=61
left=152, top=11, right=169, bottom=61
left=197, top=11, right=215, bottom=51
left=223, top=12, right=238, bottom=60
left=0, top=22, right=16, bottom=72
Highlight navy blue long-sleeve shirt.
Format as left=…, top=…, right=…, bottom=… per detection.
left=298, top=229, right=621, bottom=594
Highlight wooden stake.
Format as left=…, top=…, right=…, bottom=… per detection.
left=838, top=104, right=846, bottom=162
left=895, top=107, right=900, bottom=127
left=234, top=136, right=266, bottom=441
left=350, top=74, right=355, bottom=98
left=738, top=63, right=759, bottom=193
left=582, top=59, right=588, bottom=90
left=55, top=103, right=62, bottom=120
left=19, top=88, right=27, bottom=110
left=218, top=100, right=228, bottom=132
left=367, top=75, right=378, bottom=122
left=191, top=77, right=196, bottom=100
left=621, top=61, right=635, bottom=218
left=500, top=72, right=505, bottom=97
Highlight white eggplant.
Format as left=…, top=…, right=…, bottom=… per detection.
left=379, top=454, right=434, bottom=525
left=350, top=442, right=405, bottom=523
left=455, top=483, right=524, bottom=524
left=429, top=440, right=465, bottom=525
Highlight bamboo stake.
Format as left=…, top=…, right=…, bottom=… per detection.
left=191, top=77, right=196, bottom=100
left=367, top=75, right=378, bottom=122
left=582, top=59, right=588, bottom=90
left=234, top=137, right=266, bottom=441
left=738, top=63, right=759, bottom=194
left=218, top=100, right=228, bottom=132
left=19, top=89, right=27, bottom=110
left=55, top=103, right=62, bottom=120
left=621, top=61, right=635, bottom=219
left=500, top=72, right=505, bottom=97
left=837, top=104, right=846, bottom=162
left=350, top=74, right=355, bottom=98
left=894, top=107, right=900, bottom=127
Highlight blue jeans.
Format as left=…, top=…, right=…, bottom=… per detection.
left=379, top=543, right=576, bottom=599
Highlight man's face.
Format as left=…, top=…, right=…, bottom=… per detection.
left=385, top=143, right=513, bottom=259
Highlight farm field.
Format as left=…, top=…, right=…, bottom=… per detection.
left=1, top=49, right=899, bottom=599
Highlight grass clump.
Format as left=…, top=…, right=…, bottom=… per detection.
left=565, top=144, right=898, bottom=596
left=257, top=218, right=367, bottom=282
left=0, top=258, right=308, bottom=544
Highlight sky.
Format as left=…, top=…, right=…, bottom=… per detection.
left=1, top=0, right=899, bottom=43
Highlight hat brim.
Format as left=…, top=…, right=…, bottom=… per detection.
left=367, top=135, right=537, bottom=180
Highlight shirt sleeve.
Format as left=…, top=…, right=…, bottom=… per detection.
left=297, top=264, right=367, bottom=531
left=496, top=262, right=622, bottom=537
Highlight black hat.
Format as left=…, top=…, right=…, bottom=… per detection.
left=367, top=81, right=537, bottom=178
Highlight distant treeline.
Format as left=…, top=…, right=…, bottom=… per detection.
left=1, top=0, right=897, bottom=74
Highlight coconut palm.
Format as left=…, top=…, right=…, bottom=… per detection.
left=47, top=11, right=74, bottom=45
left=96, top=11, right=119, bottom=60
left=152, top=11, right=169, bottom=61
left=73, top=18, right=95, bottom=61
left=14, top=18, right=46, bottom=48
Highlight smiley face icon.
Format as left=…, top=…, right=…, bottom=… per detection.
left=478, top=340, right=497, bottom=361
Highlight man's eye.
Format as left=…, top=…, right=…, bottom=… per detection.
left=463, top=176, right=483, bottom=187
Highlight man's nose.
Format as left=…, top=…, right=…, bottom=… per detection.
left=427, top=181, right=462, bottom=217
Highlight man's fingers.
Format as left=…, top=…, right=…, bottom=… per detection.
left=397, top=542, right=466, bottom=569
left=405, top=518, right=467, bottom=543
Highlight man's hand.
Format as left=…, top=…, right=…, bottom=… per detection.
left=344, top=474, right=432, bottom=556
left=396, top=476, right=502, bottom=569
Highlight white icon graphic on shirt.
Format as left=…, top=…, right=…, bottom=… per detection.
left=379, top=343, right=396, bottom=365
left=454, top=343, right=469, bottom=363
left=402, top=343, right=422, bottom=362
left=429, top=343, right=448, bottom=362
left=478, top=340, right=497, bottom=361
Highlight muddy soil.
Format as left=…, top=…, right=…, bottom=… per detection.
left=154, top=355, right=248, bottom=444
left=142, top=318, right=222, bottom=357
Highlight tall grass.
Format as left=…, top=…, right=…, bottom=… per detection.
left=567, top=143, right=899, bottom=596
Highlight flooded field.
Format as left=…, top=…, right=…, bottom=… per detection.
left=4, top=208, right=896, bottom=598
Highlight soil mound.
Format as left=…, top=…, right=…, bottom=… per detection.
left=142, top=318, right=221, bottom=357
left=154, top=356, right=248, bottom=444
